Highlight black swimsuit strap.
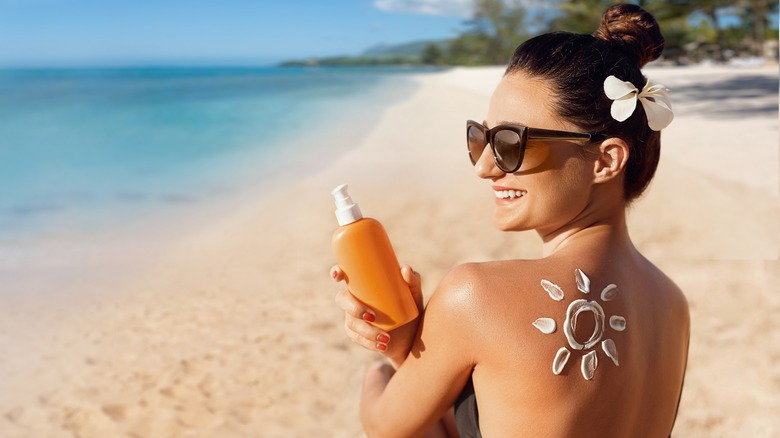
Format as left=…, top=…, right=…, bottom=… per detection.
left=454, top=376, right=482, bottom=438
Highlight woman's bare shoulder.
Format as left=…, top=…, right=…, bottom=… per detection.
left=423, top=263, right=487, bottom=327
left=434, top=260, right=546, bottom=296
left=439, top=259, right=555, bottom=282
left=638, top=257, right=690, bottom=320
left=421, top=261, right=552, bottom=364
left=427, top=260, right=557, bottom=325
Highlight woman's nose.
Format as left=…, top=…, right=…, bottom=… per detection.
left=474, top=144, right=504, bottom=179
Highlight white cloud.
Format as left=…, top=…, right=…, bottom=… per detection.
left=372, top=0, right=474, bottom=17
left=372, top=0, right=553, bottom=18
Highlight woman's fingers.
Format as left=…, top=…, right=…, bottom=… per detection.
left=401, top=264, right=424, bottom=311
left=330, top=265, right=345, bottom=282
left=334, top=288, right=374, bottom=320
left=335, top=288, right=389, bottom=352
left=344, top=315, right=390, bottom=352
left=331, top=264, right=422, bottom=355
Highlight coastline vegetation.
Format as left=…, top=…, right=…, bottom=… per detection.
left=279, top=0, right=778, bottom=67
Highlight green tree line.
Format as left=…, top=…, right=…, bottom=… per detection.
left=281, top=0, right=778, bottom=67
left=426, top=0, right=778, bottom=65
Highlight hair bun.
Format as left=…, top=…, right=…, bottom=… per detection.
left=593, top=4, right=664, bottom=68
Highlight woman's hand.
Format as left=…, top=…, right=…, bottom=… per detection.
left=332, top=264, right=424, bottom=369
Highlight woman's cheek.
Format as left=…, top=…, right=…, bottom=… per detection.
left=517, top=144, right=553, bottom=174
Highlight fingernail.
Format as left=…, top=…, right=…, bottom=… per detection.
left=376, top=334, right=390, bottom=344
left=362, top=312, right=376, bottom=322
left=331, top=269, right=338, bottom=279
left=376, top=343, right=388, bottom=352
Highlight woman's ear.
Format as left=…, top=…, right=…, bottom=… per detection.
left=593, top=137, right=629, bottom=184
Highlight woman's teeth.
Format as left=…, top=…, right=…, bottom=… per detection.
left=495, top=189, right=525, bottom=199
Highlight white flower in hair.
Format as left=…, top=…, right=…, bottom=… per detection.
left=603, top=75, right=673, bottom=131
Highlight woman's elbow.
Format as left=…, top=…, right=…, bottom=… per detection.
left=360, top=411, right=394, bottom=438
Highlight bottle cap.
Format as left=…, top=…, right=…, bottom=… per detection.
left=332, top=184, right=363, bottom=226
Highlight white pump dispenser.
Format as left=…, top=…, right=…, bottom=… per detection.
left=332, top=184, right=363, bottom=226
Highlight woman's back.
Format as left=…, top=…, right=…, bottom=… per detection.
left=462, top=242, right=689, bottom=436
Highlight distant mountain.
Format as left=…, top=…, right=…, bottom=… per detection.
left=362, top=40, right=448, bottom=57
left=278, top=39, right=450, bottom=67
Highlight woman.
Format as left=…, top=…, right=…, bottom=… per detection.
left=331, top=4, right=689, bottom=437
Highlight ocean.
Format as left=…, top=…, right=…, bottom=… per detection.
left=0, top=66, right=436, bottom=242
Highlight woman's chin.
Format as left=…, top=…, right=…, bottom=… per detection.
left=491, top=214, right=531, bottom=232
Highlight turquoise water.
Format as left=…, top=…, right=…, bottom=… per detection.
left=0, top=66, right=434, bottom=240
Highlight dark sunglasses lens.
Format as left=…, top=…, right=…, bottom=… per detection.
left=467, top=125, right=485, bottom=165
left=493, top=129, right=523, bottom=171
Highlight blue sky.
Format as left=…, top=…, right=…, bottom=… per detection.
left=0, top=1, right=766, bottom=67
left=0, top=0, right=493, bottom=66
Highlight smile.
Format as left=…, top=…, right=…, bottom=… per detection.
left=494, top=189, right=526, bottom=199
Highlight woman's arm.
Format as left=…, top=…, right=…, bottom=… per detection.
left=362, top=361, right=460, bottom=438
left=355, top=265, right=481, bottom=437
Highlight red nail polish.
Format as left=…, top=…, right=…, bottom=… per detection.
left=376, top=343, right=388, bottom=352
left=377, top=334, right=390, bottom=344
left=331, top=269, right=338, bottom=279
left=362, top=312, right=376, bottom=322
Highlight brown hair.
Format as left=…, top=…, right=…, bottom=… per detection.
left=506, top=4, right=665, bottom=202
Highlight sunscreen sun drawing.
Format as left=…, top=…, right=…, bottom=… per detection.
left=532, top=269, right=626, bottom=380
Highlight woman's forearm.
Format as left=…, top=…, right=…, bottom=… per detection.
left=359, top=362, right=460, bottom=438
left=360, top=361, right=395, bottom=436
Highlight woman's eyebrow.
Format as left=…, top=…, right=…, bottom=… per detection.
left=495, top=120, right=522, bottom=126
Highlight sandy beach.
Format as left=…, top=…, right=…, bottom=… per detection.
left=1, top=63, right=778, bottom=437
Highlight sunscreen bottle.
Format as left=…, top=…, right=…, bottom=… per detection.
left=331, top=184, right=419, bottom=331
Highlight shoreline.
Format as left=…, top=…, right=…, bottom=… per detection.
left=0, top=66, right=427, bottom=293
left=0, top=64, right=778, bottom=436
left=0, top=66, right=430, bottom=245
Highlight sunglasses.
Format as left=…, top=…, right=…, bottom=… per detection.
left=466, top=120, right=605, bottom=173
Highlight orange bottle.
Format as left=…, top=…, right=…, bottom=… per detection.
left=331, top=184, right=419, bottom=330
